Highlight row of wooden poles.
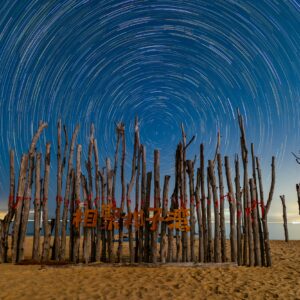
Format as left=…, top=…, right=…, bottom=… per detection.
left=0, top=111, right=275, bottom=266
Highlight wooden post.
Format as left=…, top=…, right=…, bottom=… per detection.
left=99, top=168, right=106, bottom=261
left=160, top=175, right=170, bottom=263
left=134, top=134, right=141, bottom=262
left=251, top=143, right=265, bottom=266
left=237, top=111, right=253, bottom=266
left=41, top=143, right=51, bottom=262
left=82, top=174, right=91, bottom=263
left=116, top=123, right=126, bottom=263
left=126, top=117, right=139, bottom=263
left=1, top=150, right=15, bottom=262
left=32, top=153, right=41, bottom=261
left=208, top=160, right=220, bottom=263
left=234, top=155, right=242, bottom=266
left=12, top=154, right=29, bottom=263
left=206, top=167, right=213, bottom=262
left=257, top=156, right=275, bottom=267
left=85, top=126, right=94, bottom=260
left=106, top=158, right=114, bottom=262
left=139, top=144, right=146, bottom=262
left=175, top=145, right=181, bottom=262
left=151, top=149, right=160, bottom=263
left=249, top=178, right=261, bottom=266
left=72, top=144, right=82, bottom=263
left=19, top=122, right=47, bottom=261
left=60, top=124, right=79, bottom=260
left=144, top=172, right=152, bottom=262
left=69, top=169, right=75, bottom=261
left=296, top=184, right=300, bottom=215
left=54, top=121, right=68, bottom=260
left=200, top=144, right=207, bottom=262
left=224, top=156, right=237, bottom=263
left=93, top=139, right=101, bottom=262
left=280, top=195, right=289, bottom=242
left=195, top=168, right=203, bottom=262
left=187, top=160, right=196, bottom=262
left=217, top=154, right=226, bottom=262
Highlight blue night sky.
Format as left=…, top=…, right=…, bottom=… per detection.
left=0, top=0, right=300, bottom=222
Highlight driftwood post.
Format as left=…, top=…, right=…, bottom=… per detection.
left=93, top=139, right=101, bottom=261
left=206, top=167, right=213, bottom=262
left=175, top=145, right=181, bottom=262
left=208, top=160, right=220, bottom=263
left=187, top=160, right=196, bottom=262
left=160, top=175, right=170, bottom=263
left=32, top=153, right=41, bottom=261
left=238, top=111, right=254, bottom=266
left=256, top=156, right=275, bottom=267
left=41, top=143, right=51, bottom=262
left=249, top=178, right=261, bottom=266
left=82, top=174, right=91, bottom=263
left=72, top=144, right=82, bottom=263
left=69, top=169, right=75, bottom=261
left=12, top=154, right=29, bottom=263
left=138, top=144, right=146, bottom=262
left=151, top=149, right=160, bottom=263
left=195, top=168, right=203, bottom=262
left=296, top=184, right=300, bottom=215
left=53, top=121, right=68, bottom=260
left=224, top=156, right=237, bottom=263
left=200, top=144, right=207, bottom=262
left=144, top=172, right=152, bottom=262
left=116, top=123, right=126, bottom=263
left=234, top=155, right=242, bottom=265
left=217, top=154, right=226, bottom=262
left=60, top=124, right=79, bottom=260
left=126, top=117, right=139, bottom=263
left=106, top=158, right=114, bottom=262
left=1, top=150, right=15, bottom=262
left=280, top=195, right=289, bottom=242
left=99, top=168, right=106, bottom=261
left=251, top=143, right=265, bottom=266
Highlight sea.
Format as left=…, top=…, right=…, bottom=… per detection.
left=22, top=221, right=300, bottom=240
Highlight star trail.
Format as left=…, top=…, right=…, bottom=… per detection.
left=0, top=0, right=300, bottom=220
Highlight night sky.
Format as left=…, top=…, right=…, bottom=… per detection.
left=0, top=1, right=300, bottom=222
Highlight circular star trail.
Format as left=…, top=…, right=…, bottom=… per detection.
left=0, top=0, right=299, bottom=216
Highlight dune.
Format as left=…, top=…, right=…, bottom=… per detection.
left=0, top=239, right=300, bottom=299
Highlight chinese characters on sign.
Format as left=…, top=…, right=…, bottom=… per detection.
left=72, top=204, right=191, bottom=232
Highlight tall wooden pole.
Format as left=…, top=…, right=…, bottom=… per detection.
left=296, top=184, right=300, bottom=215
left=144, top=172, right=152, bottom=262
left=224, top=156, right=237, bottom=263
left=249, top=178, right=261, bottom=266
left=235, top=155, right=242, bottom=266
left=280, top=195, right=289, bottom=242
left=116, top=123, right=126, bottom=262
left=187, top=160, right=196, bottom=262
left=200, top=144, right=207, bottom=262
left=60, top=124, right=79, bottom=260
left=208, top=160, right=220, bottom=263
left=139, top=144, right=146, bottom=262
left=160, top=175, right=170, bottom=263
left=151, top=149, right=160, bottom=263
left=106, top=158, right=113, bottom=262
left=217, top=154, right=226, bottom=262
left=41, top=143, right=51, bottom=262
left=1, top=150, right=15, bottom=262
left=12, top=154, right=28, bottom=263
left=195, top=168, right=203, bottom=262
left=206, top=166, right=213, bottom=262
left=32, top=153, right=41, bottom=261
left=251, top=143, right=265, bottom=266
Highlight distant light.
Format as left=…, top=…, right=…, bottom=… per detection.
left=292, top=221, right=300, bottom=224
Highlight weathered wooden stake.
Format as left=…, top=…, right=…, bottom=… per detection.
left=41, top=143, right=51, bottom=262
left=144, top=172, right=152, bottom=262
left=224, top=156, right=237, bottom=263
left=60, top=124, right=79, bottom=260
left=280, top=195, right=289, bottom=242
left=217, top=154, right=226, bottom=262
left=200, top=144, right=207, bottom=262
left=195, top=168, right=203, bottom=262
left=32, top=153, right=41, bottom=261
left=208, top=160, right=220, bottom=263
left=206, top=167, right=213, bottom=262
left=160, top=175, right=170, bottom=263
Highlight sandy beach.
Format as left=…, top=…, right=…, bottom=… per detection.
left=0, top=239, right=299, bottom=299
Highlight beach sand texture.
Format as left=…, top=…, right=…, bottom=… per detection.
left=0, top=239, right=300, bottom=299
